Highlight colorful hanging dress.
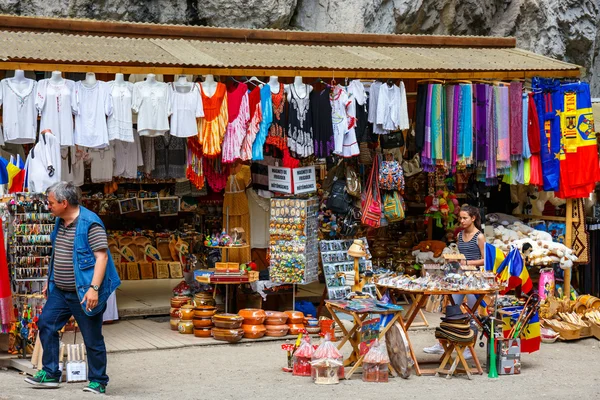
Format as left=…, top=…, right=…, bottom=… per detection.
left=198, top=82, right=228, bottom=157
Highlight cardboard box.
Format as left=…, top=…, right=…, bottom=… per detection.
left=66, top=362, right=87, bottom=382
left=497, top=338, right=521, bottom=375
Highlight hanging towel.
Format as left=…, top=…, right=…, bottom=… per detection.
left=497, top=86, right=511, bottom=175
left=486, top=85, right=497, bottom=185
left=460, top=84, right=474, bottom=165
left=415, top=84, right=428, bottom=151
left=510, top=82, right=523, bottom=159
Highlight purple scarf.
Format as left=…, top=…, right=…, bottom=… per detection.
left=509, top=81, right=523, bottom=159
left=486, top=85, right=497, bottom=185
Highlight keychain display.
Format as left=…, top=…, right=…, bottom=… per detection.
left=269, top=198, right=319, bottom=284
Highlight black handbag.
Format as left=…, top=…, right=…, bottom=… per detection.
left=380, top=130, right=405, bottom=149
left=326, top=179, right=352, bottom=215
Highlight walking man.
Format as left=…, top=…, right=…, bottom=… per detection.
left=25, top=182, right=121, bottom=394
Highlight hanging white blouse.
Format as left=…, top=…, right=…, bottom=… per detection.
left=376, top=82, right=409, bottom=133
left=169, top=83, right=204, bottom=138
left=24, top=131, right=61, bottom=193
left=0, top=78, right=38, bottom=144
left=330, top=85, right=359, bottom=158
left=132, top=81, right=172, bottom=137
left=73, top=81, right=113, bottom=149
left=113, top=130, right=144, bottom=179
left=35, top=79, right=76, bottom=146
left=107, top=81, right=134, bottom=143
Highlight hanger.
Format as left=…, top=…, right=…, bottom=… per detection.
left=416, top=79, right=445, bottom=84
left=492, top=80, right=510, bottom=87
left=245, top=76, right=266, bottom=86
left=386, top=78, right=395, bottom=87
left=331, top=72, right=337, bottom=86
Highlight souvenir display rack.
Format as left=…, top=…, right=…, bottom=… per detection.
left=269, top=198, right=319, bottom=284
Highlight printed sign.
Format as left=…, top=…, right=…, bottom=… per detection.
left=268, top=166, right=293, bottom=194
left=293, top=166, right=317, bottom=194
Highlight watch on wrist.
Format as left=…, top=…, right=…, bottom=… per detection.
left=90, top=284, right=99, bottom=292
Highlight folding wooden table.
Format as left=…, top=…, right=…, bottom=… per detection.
left=325, top=300, right=408, bottom=379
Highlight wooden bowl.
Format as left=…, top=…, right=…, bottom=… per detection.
left=238, top=309, right=266, bottom=325
left=194, top=328, right=212, bottom=338
left=265, top=324, right=289, bottom=337
left=193, top=317, right=214, bottom=329
left=285, top=310, right=304, bottom=324
left=265, top=311, right=288, bottom=325
left=242, top=324, right=266, bottom=339
left=212, top=328, right=244, bottom=343
left=288, top=323, right=305, bottom=335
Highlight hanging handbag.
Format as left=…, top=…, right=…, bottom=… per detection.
left=345, top=165, right=361, bottom=198
left=326, top=179, right=352, bottom=215
left=383, top=191, right=406, bottom=222
left=379, top=154, right=406, bottom=191
left=361, top=155, right=382, bottom=228
left=380, top=130, right=405, bottom=149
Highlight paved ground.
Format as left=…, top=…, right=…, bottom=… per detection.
left=1, top=330, right=598, bottom=400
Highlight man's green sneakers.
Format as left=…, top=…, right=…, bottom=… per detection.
left=24, top=370, right=60, bottom=388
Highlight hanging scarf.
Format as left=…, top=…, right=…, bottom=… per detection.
left=497, top=86, right=511, bottom=175
left=431, top=84, right=443, bottom=166
left=202, top=156, right=229, bottom=192
left=475, top=84, right=488, bottom=165
left=459, top=84, right=474, bottom=166
left=186, top=138, right=204, bottom=190
left=510, top=82, right=524, bottom=159
left=486, top=85, right=497, bottom=185
left=422, top=84, right=434, bottom=172
left=451, top=85, right=459, bottom=171
left=533, top=77, right=561, bottom=192
left=445, top=85, right=454, bottom=169
left=517, top=92, right=531, bottom=185
left=0, top=228, right=13, bottom=333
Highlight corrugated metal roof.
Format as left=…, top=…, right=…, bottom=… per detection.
left=0, top=30, right=581, bottom=72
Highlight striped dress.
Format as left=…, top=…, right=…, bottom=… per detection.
left=458, top=231, right=482, bottom=261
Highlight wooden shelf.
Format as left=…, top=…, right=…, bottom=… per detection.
left=512, top=214, right=567, bottom=222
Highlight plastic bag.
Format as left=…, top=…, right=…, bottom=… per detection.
left=293, top=336, right=315, bottom=376
left=311, top=334, right=344, bottom=379
left=363, top=339, right=390, bottom=382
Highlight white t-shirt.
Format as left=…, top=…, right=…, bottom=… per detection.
left=113, top=130, right=143, bottom=179
left=169, top=83, right=204, bottom=138
left=24, top=131, right=61, bottom=193
left=107, top=81, right=134, bottom=143
left=376, top=82, right=409, bottom=132
left=132, top=81, right=171, bottom=137
left=73, top=81, right=113, bottom=149
left=0, top=78, right=38, bottom=144
left=88, top=146, right=115, bottom=183
left=35, top=79, right=76, bottom=147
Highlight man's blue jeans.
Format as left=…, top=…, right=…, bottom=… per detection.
left=38, top=287, right=108, bottom=385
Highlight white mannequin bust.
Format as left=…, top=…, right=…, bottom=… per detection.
left=145, top=73, right=159, bottom=85
left=286, top=76, right=312, bottom=101
left=11, top=70, right=30, bottom=92
left=174, top=75, right=192, bottom=93
left=201, top=74, right=217, bottom=97
left=82, top=72, right=97, bottom=88
left=114, top=73, right=126, bottom=85
left=268, top=76, right=280, bottom=94
left=50, top=71, right=64, bottom=85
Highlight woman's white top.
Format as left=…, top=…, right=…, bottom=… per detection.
left=0, top=78, right=38, bottom=144
left=73, top=81, right=113, bottom=148
left=107, top=81, right=135, bottom=143
left=376, top=82, right=409, bottom=132
left=169, top=83, right=204, bottom=138
left=24, top=131, right=61, bottom=193
left=133, top=81, right=172, bottom=137
left=35, top=79, right=76, bottom=146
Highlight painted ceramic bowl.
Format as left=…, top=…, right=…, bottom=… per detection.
left=288, top=324, right=305, bottom=335
left=170, top=318, right=180, bottom=331
left=171, top=296, right=192, bottom=309
left=193, top=317, right=214, bottom=329
left=194, top=307, right=217, bottom=318
left=194, top=328, right=213, bottom=338
left=306, top=326, right=321, bottom=334
left=242, top=324, right=267, bottom=339
left=178, top=304, right=195, bottom=321
left=265, top=324, right=290, bottom=337
left=238, top=309, right=266, bottom=325
left=170, top=307, right=180, bottom=318
left=212, top=328, right=244, bottom=343
left=265, top=311, right=288, bottom=325
left=285, top=311, right=304, bottom=324
left=212, top=314, right=244, bottom=329
left=178, top=320, right=194, bottom=334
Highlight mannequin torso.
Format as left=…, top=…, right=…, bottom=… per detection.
left=201, top=75, right=217, bottom=97
left=114, top=73, right=126, bottom=86
left=82, top=72, right=97, bottom=89
left=286, top=76, right=312, bottom=101
left=268, top=76, right=281, bottom=94
left=145, top=74, right=159, bottom=86
left=174, top=76, right=193, bottom=93
left=49, top=71, right=64, bottom=85
left=10, top=70, right=31, bottom=93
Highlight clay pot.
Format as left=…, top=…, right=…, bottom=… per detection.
left=265, top=324, right=289, bottom=337
left=193, top=308, right=216, bottom=318
left=212, top=313, right=244, bottom=329
left=404, top=265, right=418, bottom=277
left=372, top=247, right=388, bottom=259
left=242, top=324, right=267, bottom=339
left=169, top=307, right=180, bottom=318
left=398, top=236, right=414, bottom=248
left=212, top=328, right=244, bottom=343
left=288, top=323, right=305, bottom=335
left=170, top=318, right=180, bottom=331
left=193, top=317, right=214, bottom=329
left=306, top=326, right=321, bottom=334
left=178, top=304, right=195, bottom=321
left=284, top=310, right=304, bottom=324
left=178, top=320, right=194, bottom=334
left=194, top=328, right=212, bottom=338
left=238, top=309, right=266, bottom=325
left=265, top=311, right=288, bottom=325
left=305, top=317, right=319, bottom=327
left=171, top=296, right=191, bottom=309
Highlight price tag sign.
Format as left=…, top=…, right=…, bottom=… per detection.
left=292, top=166, right=317, bottom=194
left=268, top=166, right=293, bottom=194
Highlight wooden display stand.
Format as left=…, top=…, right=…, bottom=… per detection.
left=435, top=339, right=482, bottom=379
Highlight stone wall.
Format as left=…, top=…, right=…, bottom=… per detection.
left=1, top=0, right=598, bottom=94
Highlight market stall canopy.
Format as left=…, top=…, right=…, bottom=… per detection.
left=0, top=14, right=582, bottom=79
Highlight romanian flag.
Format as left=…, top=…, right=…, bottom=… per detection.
left=501, top=306, right=541, bottom=353
left=484, top=242, right=505, bottom=274
left=495, top=246, right=533, bottom=294
left=8, top=155, right=25, bottom=194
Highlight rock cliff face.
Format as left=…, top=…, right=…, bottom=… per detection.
left=1, top=0, right=599, bottom=94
